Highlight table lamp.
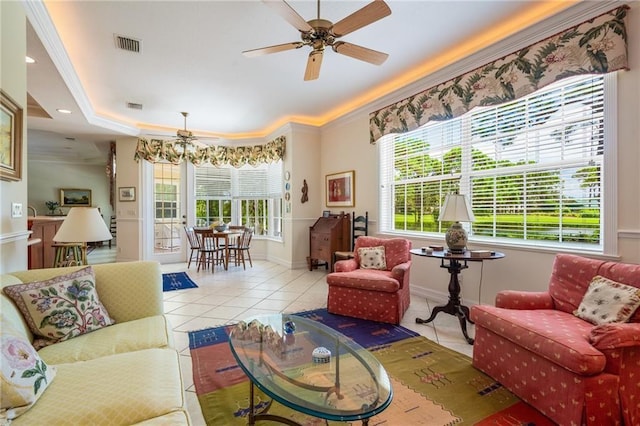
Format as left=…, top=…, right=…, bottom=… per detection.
left=53, top=207, right=113, bottom=265
left=438, top=194, right=475, bottom=253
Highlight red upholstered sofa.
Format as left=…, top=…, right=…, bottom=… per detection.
left=470, top=254, right=640, bottom=426
left=326, top=236, right=411, bottom=324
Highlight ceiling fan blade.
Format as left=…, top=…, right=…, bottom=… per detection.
left=332, top=41, right=388, bottom=65
left=262, top=0, right=313, bottom=33
left=304, top=50, right=323, bottom=81
left=332, top=0, right=391, bottom=37
left=242, top=42, right=304, bottom=57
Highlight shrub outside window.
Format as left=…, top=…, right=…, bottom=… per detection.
left=379, top=75, right=611, bottom=252
left=195, top=162, right=283, bottom=238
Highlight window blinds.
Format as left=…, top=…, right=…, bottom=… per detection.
left=380, top=75, right=605, bottom=248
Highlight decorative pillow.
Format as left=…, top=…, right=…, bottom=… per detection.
left=574, top=275, right=640, bottom=325
left=1, top=319, right=56, bottom=420
left=358, top=246, right=387, bottom=270
left=3, top=266, right=115, bottom=349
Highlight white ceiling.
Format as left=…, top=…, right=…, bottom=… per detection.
left=24, top=0, right=573, bottom=164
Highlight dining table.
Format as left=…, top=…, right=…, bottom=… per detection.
left=193, top=227, right=243, bottom=270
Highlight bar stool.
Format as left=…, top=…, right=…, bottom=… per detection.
left=52, top=242, right=85, bottom=267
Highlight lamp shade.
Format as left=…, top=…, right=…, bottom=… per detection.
left=53, top=207, right=113, bottom=243
left=438, top=194, right=475, bottom=223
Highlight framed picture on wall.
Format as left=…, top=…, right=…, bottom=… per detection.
left=60, top=188, right=92, bottom=207
left=119, top=187, right=136, bottom=202
left=326, top=170, right=355, bottom=208
left=0, top=90, right=23, bottom=182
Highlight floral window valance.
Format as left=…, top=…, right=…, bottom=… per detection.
left=369, top=5, right=628, bottom=144
left=134, top=135, right=286, bottom=167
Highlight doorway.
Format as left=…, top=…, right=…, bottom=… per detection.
left=144, top=161, right=191, bottom=264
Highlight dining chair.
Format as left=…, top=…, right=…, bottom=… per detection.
left=197, top=231, right=227, bottom=272
left=184, top=226, right=201, bottom=269
left=229, top=227, right=254, bottom=269
left=221, top=225, right=246, bottom=249
left=334, top=211, right=369, bottom=263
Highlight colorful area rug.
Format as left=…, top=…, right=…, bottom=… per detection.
left=162, top=272, right=198, bottom=292
left=189, top=309, right=553, bottom=425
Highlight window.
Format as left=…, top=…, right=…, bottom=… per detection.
left=195, top=161, right=283, bottom=238
left=155, top=183, right=178, bottom=219
left=380, top=74, right=614, bottom=252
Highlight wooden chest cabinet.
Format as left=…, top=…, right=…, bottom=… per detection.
left=308, top=213, right=350, bottom=272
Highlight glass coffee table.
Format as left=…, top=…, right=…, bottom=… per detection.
left=228, top=313, right=393, bottom=425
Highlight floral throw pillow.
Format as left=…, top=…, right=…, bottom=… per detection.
left=574, top=275, right=640, bottom=325
left=1, top=319, right=56, bottom=420
left=3, top=266, right=115, bottom=349
left=358, top=246, right=387, bottom=270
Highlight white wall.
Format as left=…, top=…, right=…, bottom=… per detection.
left=28, top=160, right=113, bottom=223
left=114, top=137, right=142, bottom=262
left=283, top=124, right=322, bottom=269
left=0, top=2, right=29, bottom=273
left=318, top=2, right=640, bottom=306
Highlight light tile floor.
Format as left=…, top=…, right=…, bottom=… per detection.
left=158, top=259, right=476, bottom=426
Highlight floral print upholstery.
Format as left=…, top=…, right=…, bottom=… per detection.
left=369, top=6, right=628, bottom=144
left=471, top=254, right=640, bottom=426
left=326, top=237, right=411, bottom=325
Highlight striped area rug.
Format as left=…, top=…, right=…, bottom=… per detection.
left=188, top=308, right=553, bottom=425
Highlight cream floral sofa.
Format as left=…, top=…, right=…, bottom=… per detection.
left=0, top=261, right=190, bottom=425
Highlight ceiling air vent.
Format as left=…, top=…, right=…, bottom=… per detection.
left=127, top=102, right=143, bottom=110
left=114, top=34, right=142, bottom=53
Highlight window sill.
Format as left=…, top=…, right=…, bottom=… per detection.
left=378, top=231, right=620, bottom=261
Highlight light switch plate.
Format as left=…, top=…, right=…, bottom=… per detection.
left=11, top=202, right=23, bottom=218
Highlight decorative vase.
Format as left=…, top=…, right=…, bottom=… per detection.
left=445, top=221, right=468, bottom=253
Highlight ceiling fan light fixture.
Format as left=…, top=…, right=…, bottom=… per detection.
left=177, top=129, right=193, bottom=138
left=177, top=111, right=196, bottom=140
left=246, top=0, right=391, bottom=80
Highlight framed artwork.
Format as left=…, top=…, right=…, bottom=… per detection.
left=0, top=90, right=23, bottom=181
left=60, top=188, right=92, bottom=207
left=119, top=186, right=136, bottom=202
left=326, top=170, right=355, bottom=208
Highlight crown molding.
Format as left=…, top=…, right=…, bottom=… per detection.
left=329, top=1, right=625, bottom=127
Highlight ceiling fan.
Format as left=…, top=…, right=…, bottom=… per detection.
left=145, top=112, right=216, bottom=148
left=243, top=0, right=391, bottom=81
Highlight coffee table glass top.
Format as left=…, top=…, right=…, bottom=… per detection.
left=228, top=313, right=393, bottom=422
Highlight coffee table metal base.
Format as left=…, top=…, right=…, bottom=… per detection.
left=247, top=381, right=370, bottom=426
left=248, top=381, right=299, bottom=426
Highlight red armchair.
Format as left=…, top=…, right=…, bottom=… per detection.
left=470, top=254, right=640, bottom=426
left=326, top=236, right=411, bottom=324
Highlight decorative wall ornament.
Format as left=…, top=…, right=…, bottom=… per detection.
left=118, top=187, right=135, bottom=202
left=326, top=171, right=354, bottom=207
left=369, top=6, right=629, bottom=143
left=134, top=135, right=285, bottom=167
left=301, top=180, right=309, bottom=204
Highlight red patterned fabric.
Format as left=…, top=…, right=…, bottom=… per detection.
left=326, top=237, right=411, bottom=325
left=548, top=254, right=605, bottom=314
left=471, top=254, right=640, bottom=426
left=472, top=307, right=605, bottom=375
left=473, top=326, right=621, bottom=426
left=495, top=290, right=554, bottom=310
